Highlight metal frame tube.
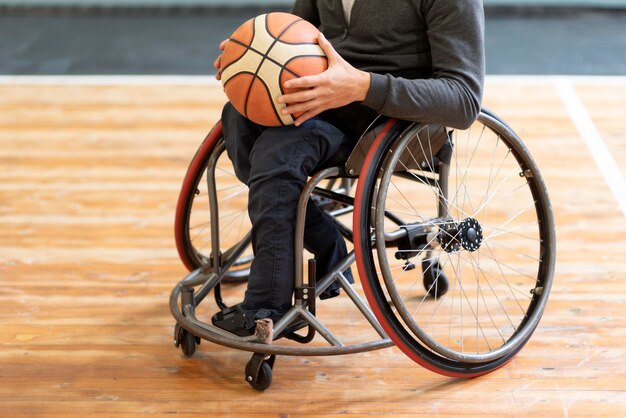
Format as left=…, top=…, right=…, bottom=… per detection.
left=294, top=167, right=340, bottom=290
left=170, top=274, right=393, bottom=356
left=206, top=141, right=225, bottom=274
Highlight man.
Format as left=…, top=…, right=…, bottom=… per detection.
left=212, top=0, right=485, bottom=335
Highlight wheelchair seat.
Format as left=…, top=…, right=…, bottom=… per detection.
left=318, top=117, right=451, bottom=178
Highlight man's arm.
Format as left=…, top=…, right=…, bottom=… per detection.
left=363, top=0, right=485, bottom=129
left=281, top=0, right=485, bottom=130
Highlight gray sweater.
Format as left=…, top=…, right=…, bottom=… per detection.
left=291, top=0, right=485, bottom=129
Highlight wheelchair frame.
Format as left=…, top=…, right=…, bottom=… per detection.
left=170, top=109, right=556, bottom=390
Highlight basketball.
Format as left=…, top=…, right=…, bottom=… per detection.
left=219, top=12, right=328, bottom=127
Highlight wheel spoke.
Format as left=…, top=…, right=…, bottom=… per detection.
left=366, top=113, right=553, bottom=369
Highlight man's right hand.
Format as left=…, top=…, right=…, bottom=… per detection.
left=213, top=39, right=228, bottom=81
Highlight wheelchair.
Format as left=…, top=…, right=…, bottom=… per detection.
left=170, top=109, right=556, bottom=391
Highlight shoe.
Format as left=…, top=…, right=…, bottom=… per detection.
left=318, top=267, right=355, bottom=300
left=212, top=303, right=312, bottom=340
left=211, top=304, right=255, bottom=337
left=319, top=283, right=341, bottom=300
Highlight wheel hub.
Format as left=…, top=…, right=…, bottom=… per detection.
left=459, top=218, right=483, bottom=252
left=438, top=222, right=461, bottom=253
left=438, top=218, right=483, bottom=253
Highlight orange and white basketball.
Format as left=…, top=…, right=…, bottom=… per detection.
left=219, top=12, right=328, bottom=127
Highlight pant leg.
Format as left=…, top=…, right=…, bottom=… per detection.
left=221, top=102, right=264, bottom=184
left=221, top=102, right=354, bottom=325
left=242, top=119, right=347, bottom=324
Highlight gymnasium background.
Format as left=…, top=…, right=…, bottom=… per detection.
left=1, top=0, right=626, bottom=75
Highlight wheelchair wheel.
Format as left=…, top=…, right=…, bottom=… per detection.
left=354, top=112, right=555, bottom=377
left=175, top=123, right=253, bottom=281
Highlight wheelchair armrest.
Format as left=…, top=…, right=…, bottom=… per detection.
left=344, top=119, right=450, bottom=177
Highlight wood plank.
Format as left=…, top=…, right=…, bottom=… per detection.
left=1, top=81, right=625, bottom=417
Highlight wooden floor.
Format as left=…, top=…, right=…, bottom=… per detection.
left=1, top=77, right=625, bottom=417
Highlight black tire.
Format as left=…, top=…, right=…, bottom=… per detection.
left=354, top=112, right=555, bottom=376
left=179, top=329, right=197, bottom=358
left=421, top=257, right=449, bottom=298
left=245, top=359, right=273, bottom=391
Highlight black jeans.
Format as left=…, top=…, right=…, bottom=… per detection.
left=221, top=102, right=376, bottom=327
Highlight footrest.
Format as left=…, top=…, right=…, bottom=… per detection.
left=211, top=303, right=252, bottom=337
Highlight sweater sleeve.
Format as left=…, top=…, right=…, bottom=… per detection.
left=362, top=0, right=485, bottom=129
left=291, top=0, right=321, bottom=27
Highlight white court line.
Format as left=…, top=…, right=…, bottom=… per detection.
left=555, top=80, right=626, bottom=217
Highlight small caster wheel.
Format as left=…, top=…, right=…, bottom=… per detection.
left=245, top=353, right=276, bottom=391
left=174, top=323, right=198, bottom=358
left=247, top=362, right=272, bottom=391
left=421, top=258, right=449, bottom=298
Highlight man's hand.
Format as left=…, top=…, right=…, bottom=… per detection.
left=213, top=39, right=228, bottom=81
left=277, top=33, right=371, bottom=126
